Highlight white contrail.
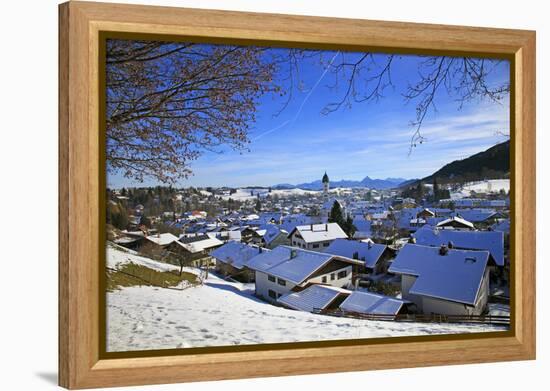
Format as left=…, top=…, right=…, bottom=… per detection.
left=253, top=50, right=341, bottom=141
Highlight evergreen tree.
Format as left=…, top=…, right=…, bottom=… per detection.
left=432, top=177, right=439, bottom=202
left=328, top=201, right=344, bottom=224
left=108, top=202, right=128, bottom=230
left=255, top=198, right=262, bottom=212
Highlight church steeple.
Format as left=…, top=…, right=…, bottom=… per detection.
left=322, top=171, right=329, bottom=196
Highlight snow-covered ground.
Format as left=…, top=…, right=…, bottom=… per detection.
left=219, top=188, right=320, bottom=201
left=451, top=179, right=510, bottom=199
left=106, top=245, right=507, bottom=352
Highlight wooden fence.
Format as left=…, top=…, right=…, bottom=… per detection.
left=313, top=308, right=510, bottom=326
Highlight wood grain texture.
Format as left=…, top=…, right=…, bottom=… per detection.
left=58, top=1, right=536, bottom=389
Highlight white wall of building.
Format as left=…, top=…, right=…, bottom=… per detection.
left=401, top=269, right=490, bottom=316
left=307, top=265, right=352, bottom=288
left=289, top=233, right=333, bottom=250
left=255, top=264, right=352, bottom=303
left=254, top=271, right=297, bottom=303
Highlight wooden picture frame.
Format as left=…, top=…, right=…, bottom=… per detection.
left=59, top=1, right=536, bottom=389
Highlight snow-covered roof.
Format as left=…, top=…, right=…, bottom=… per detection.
left=247, top=246, right=340, bottom=285
left=352, top=219, right=372, bottom=234
left=210, top=241, right=264, bottom=270
left=370, top=211, right=390, bottom=220
left=323, top=238, right=387, bottom=269
left=288, top=223, right=348, bottom=243
left=173, top=234, right=224, bottom=253
left=389, top=244, right=490, bottom=305
left=491, top=219, right=510, bottom=234
left=144, top=233, right=178, bottom=246
left=339, top=291, right=406, bottom=315
left=278, top=285, right=349, bottom=312
left=454, top=209, right=497, bottom=223
left=413, top=227, right=504, bottom=266
left=436, top=216, right=475, bottom=229
left=259, top=224, right=287, bottom=245
left=417, top=208, right=435, bottom=217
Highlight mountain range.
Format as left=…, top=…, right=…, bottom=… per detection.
left=273, top=176, right=409, bottom=190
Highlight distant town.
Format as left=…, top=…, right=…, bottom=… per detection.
left=106, top=141, right=510, bottom=351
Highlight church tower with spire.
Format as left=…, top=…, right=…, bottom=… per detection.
left=322, top=171, right=330, bottom=197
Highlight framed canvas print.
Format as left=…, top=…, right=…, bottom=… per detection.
left=59, top=1, right=536, bottom=389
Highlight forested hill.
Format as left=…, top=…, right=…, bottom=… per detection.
left=408, top=139, right=510, bottom=186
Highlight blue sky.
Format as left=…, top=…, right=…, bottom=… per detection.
left=108, top=50, right=510, bottom=188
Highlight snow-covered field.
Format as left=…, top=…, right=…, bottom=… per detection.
left=106, top=245, right=507, bottom=352
left=451, top=179, right=510, bottom=199
left=219, top=187, right=319, bottom=201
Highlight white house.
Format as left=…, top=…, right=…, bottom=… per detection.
left=287, top=223, right=348, bottom=250
left=389, top=244, right=491, bottom=316
left=246, top=246, right=354, bottom=304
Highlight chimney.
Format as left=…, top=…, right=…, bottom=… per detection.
left=259, top=247, right=263, bottom=254
left=290, top=249, right=297, bottom=259
left=325, top=223, right=328, bottom=231
left=447, top=241, right=454, bottom=249
left=310, top=224, right=313, bottom=231
left=439, top=244, right=449, bottom=256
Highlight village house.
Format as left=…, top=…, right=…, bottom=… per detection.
left=246, top=246, right=354, bottom=304
left=416, top=208, right=436, bottom=219
left=389, top=244, right=492, bottom=316
left=351, top=216, right=373, bottom=240
left=452, top=208, right=499, bottom=226
left=210, top=241, right=264, bottom=282
left=323, top=238, right=393, bottom=275
left=435, top=216, right=475, bottom=230
left=287, top=223, right=348, bottom=250
left=165, top=234, right=224, bottom=267
left=143, top=232, right=178, bottom=247
left=247, top=224, right=290, bottom=249
left=413, top=226, right=505, bottom=266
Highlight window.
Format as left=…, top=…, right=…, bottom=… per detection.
left=277, top=278, right=286, bottom=286
left=330, top=273, right=335, bottom=281
left=277, top=293, right=282, bottom=299
left=337, top=270, right=348, bottom=279
left=312, top=243, right=319, bottom=249
left=293, top=241, right=296, bottom=245
left=268, top=289, right=277, bottom=299
left=323, top=242, right=329, bottom=247
left=268, top=275, right=275, bottom=282
left=322, top=276, right=327, bottom=283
